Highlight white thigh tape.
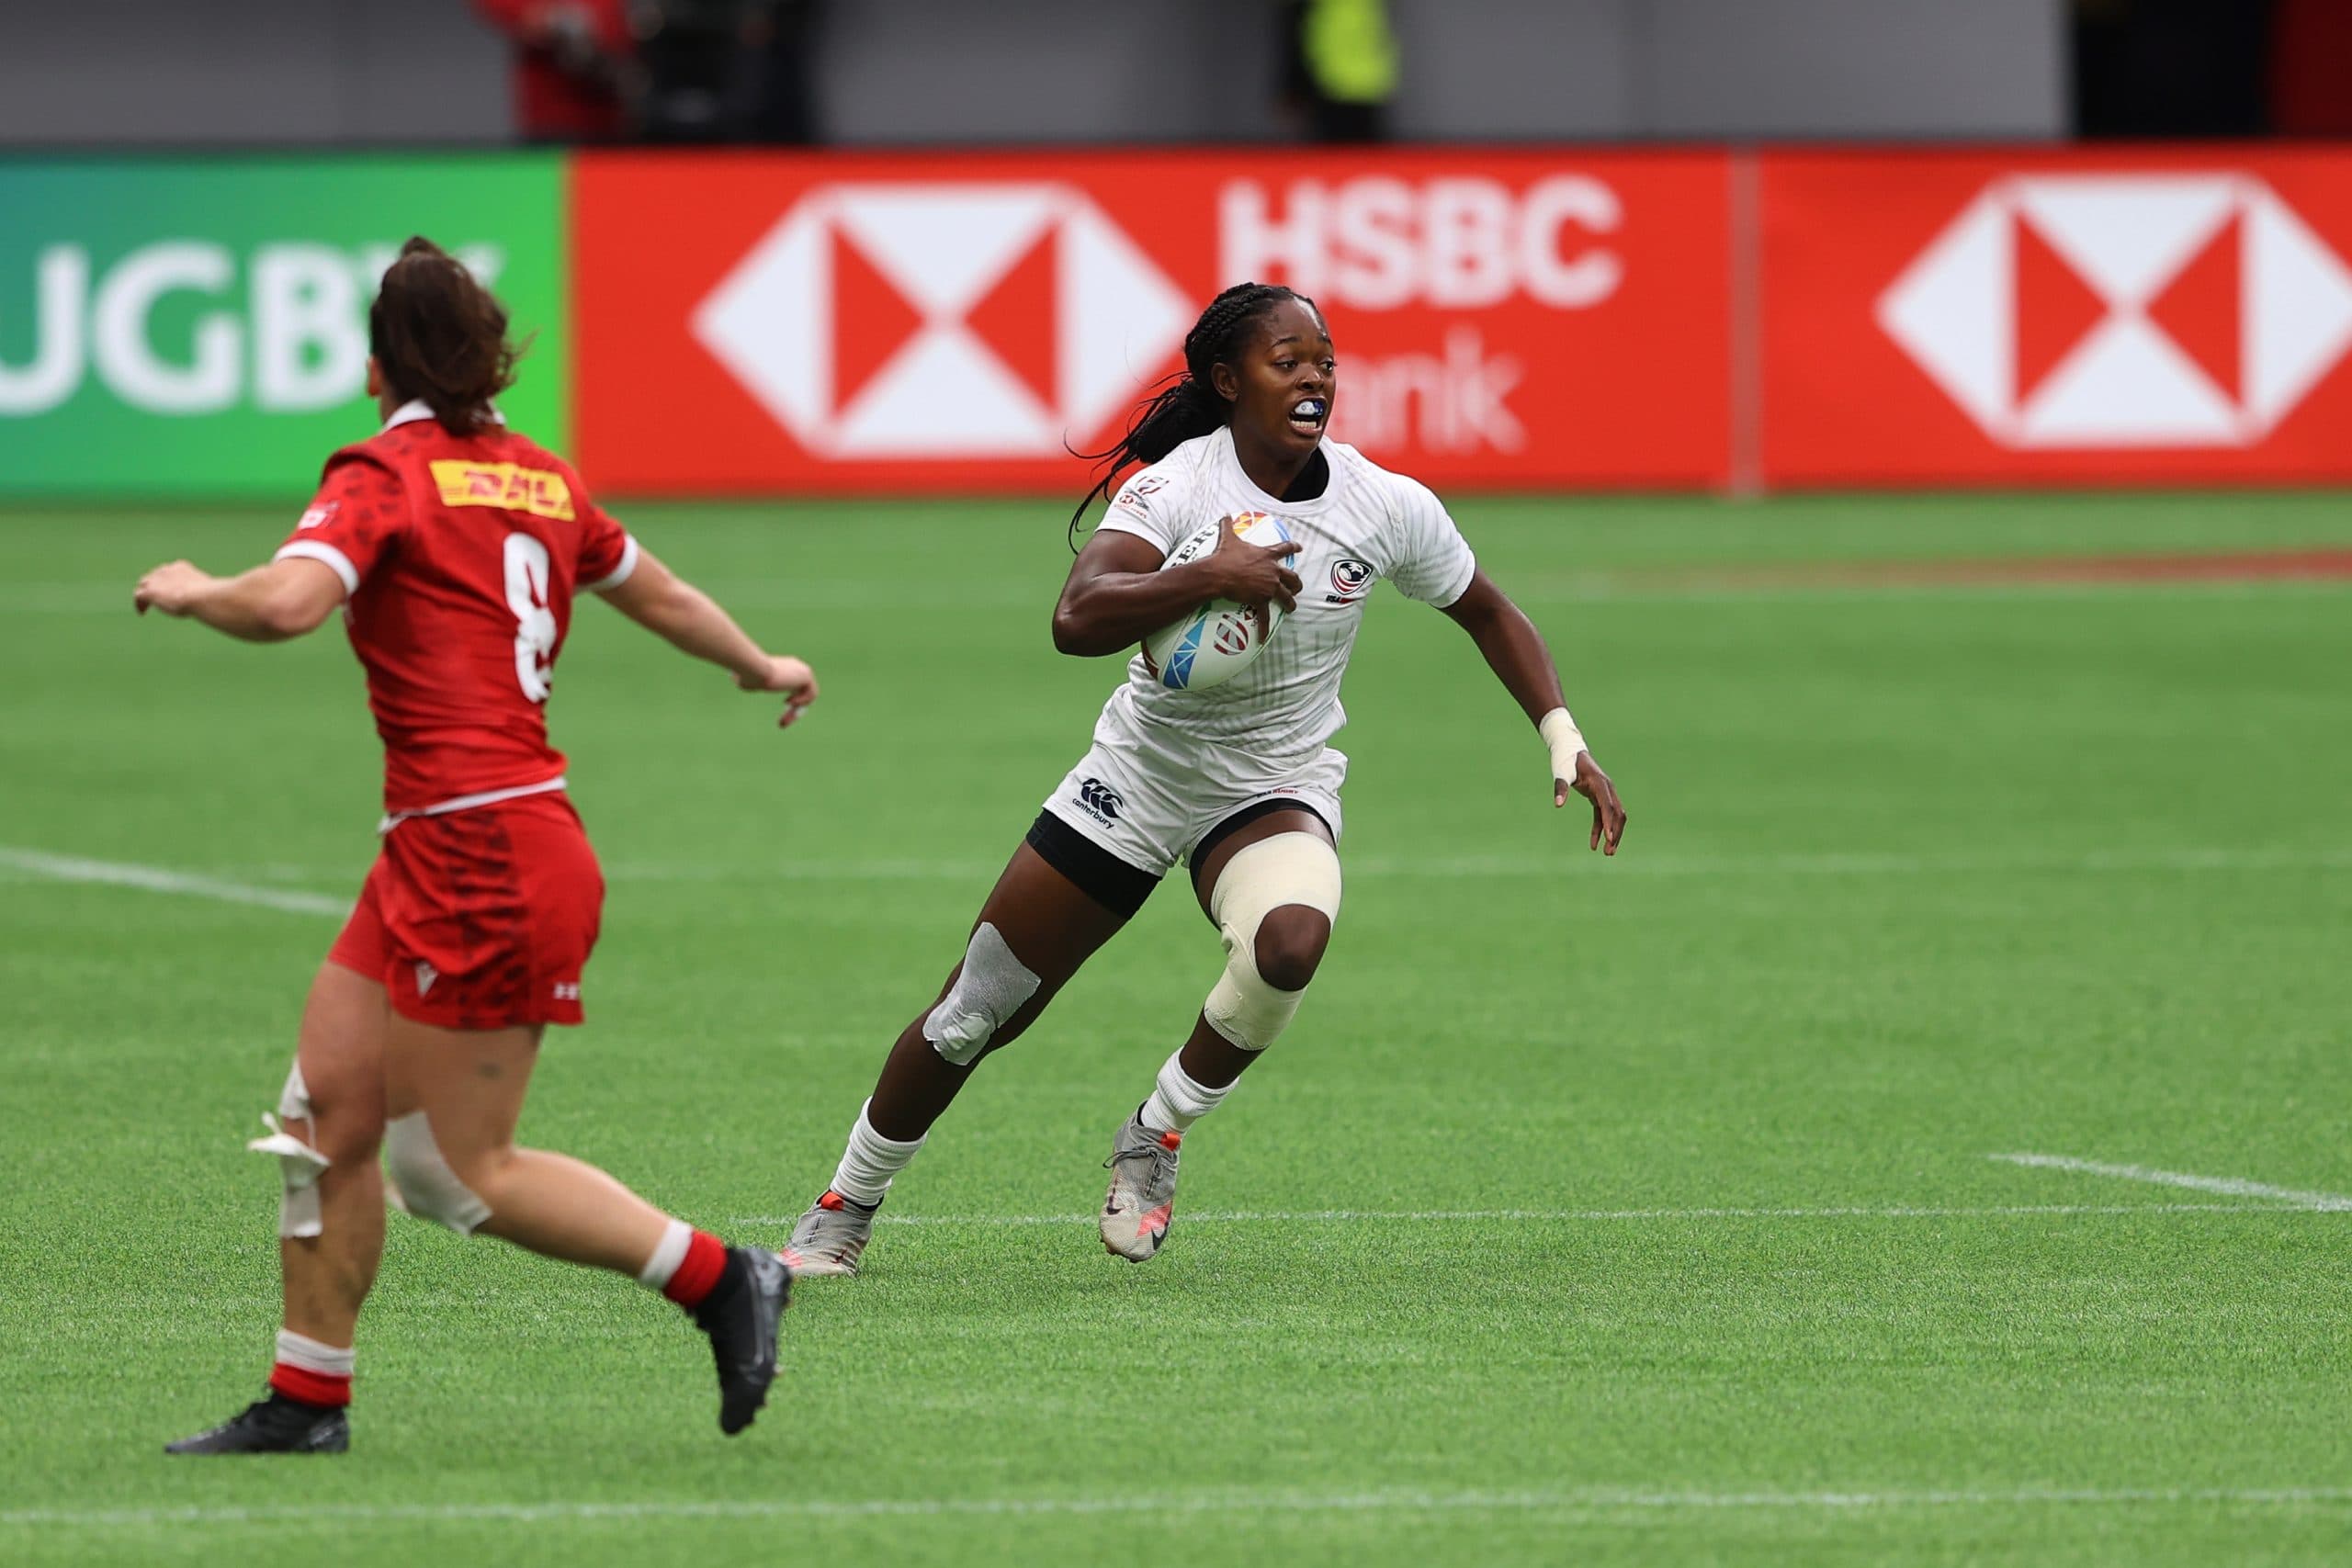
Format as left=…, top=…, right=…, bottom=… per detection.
left=1209, top=832, right=1343, bottom=935
left=383, top=1111, right=492, bottom=1235
left=1203, top=833, right=1342, bottom=1051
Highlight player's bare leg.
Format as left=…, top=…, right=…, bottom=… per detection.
left=1102, top=808, right=1336, bottom=1261
left=280, top=962, right=389, bottom=1348
left=869, top=844, right=1132, bottom=1135
left=787, top=841, right=1131, bottom=1276
left=383, top=1018, right=790, bottom=1434
left=386, top=1020, right=669, bottom=1268
left=165, top=962, right=389, bottom=1456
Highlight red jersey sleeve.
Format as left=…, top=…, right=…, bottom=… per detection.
left=576, top=495, right=639, bottom=592
left=275, top=454, right=409, bottom=596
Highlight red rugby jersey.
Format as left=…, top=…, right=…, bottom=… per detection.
left=276, top=401, right=637, bottom=818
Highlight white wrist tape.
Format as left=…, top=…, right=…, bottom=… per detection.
left=1539, top=707, right=1588, bottom=782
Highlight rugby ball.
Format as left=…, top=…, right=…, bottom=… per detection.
left=1140, top=513, right=1296, bottom=691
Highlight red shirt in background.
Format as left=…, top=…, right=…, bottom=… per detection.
left=472, top=0, right=632, bottom=141
left=276, top=402, right=639, bottom=817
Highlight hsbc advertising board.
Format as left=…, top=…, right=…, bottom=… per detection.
left=571, top=151, right=1732, bottom=493
left=9, top=147, right=2348, bottom=499
left=1763, top=149, right=2352, bottom=485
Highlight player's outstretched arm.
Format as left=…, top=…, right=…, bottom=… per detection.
left=133, top=558, right=344, bottom=643
left=596, top=546, right=818, bottom=728
left=1439, top=569, right=1627, bottom=855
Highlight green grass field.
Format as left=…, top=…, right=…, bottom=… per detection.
left=5, top=493, right=2352, bottom=1565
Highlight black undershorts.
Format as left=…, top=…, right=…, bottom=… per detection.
left=1025, top=797, right=1336, bottom=919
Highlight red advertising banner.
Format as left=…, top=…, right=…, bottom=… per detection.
left=571, top=150, right=1731, bottom=494
left=1762, top=148, right=2352, bottom=486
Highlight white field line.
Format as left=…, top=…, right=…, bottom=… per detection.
left=604, top=845, right=2352, bottom=885
left=1513, top=580, right=2352, bottom=607
left=1989, top=1152, right=2352, bottom=1212
left=10, top=843, right=2348, bottom=914
left=729, top=1201, right=2331, bottom=1229
left=0, top=847, right=348, bottom=917
left=9, top=1484, right=2352, bottom=1530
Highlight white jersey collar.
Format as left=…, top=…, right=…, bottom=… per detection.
left=1217, top=425, right=1340, bottom=515
left=381, top=399, right=506, bottom=433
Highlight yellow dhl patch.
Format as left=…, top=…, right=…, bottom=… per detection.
left=428, top=460, right=575, bottom=521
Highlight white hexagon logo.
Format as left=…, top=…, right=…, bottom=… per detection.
left=1878, top=174, right=2352, bottom=448
left=692, top=183, right=1193, bottom=459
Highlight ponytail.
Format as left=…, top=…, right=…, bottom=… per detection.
left=368, top=236, right=523, bottom=436
left=1066, top=281, right=1308, bottom=546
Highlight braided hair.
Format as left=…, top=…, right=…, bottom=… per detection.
left=1067, top=281, right=1315, bottom=544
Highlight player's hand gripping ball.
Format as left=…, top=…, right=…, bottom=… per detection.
left=1141, top=513, right=1297, bottom=691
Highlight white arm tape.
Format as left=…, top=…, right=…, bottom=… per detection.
left=1539, top=707, right=1589, bottom=782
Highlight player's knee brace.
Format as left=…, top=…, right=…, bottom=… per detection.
left=923, top=921, right=1042, bottom=1066
left=382, top=1111, right=492, bottom=1235
left=1203, top=833, right=1343, bottom=1052
left=246, top=1061, right=331, bottom=1239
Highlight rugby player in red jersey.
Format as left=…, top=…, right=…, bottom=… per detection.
left=135, top=238, right=817, bottom=1452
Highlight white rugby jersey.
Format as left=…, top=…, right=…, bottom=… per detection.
left=1091, top=426, right=1476, bottom=794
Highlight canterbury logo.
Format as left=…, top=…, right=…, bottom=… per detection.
left=428, top=460, right=575, bottom=521
left=1077, top=777, right=1125, bottom=822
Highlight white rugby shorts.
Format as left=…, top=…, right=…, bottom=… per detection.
left=1042, top=736, right=1347, bottom=880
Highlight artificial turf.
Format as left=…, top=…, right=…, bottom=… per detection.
left=3, top=493, right=2350, bottom=1565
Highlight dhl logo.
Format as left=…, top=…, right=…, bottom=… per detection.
left=428, top=460, right=575, bottom=522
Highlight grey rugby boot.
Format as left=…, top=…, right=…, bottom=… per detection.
left=1100, top=1116, right=1182, bottom=1261
left=782, top=1190, right=878, bottom=1278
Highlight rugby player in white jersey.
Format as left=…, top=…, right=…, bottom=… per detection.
left=785, top=283, right=1626, bottom=1271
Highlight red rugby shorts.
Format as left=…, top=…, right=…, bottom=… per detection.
left=328, top=794, right=604, bottom=1029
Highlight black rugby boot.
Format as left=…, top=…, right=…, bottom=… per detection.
left=692, top=1246, right=791, bottom=1435
left=165, top=1392, right=349, bottom=1455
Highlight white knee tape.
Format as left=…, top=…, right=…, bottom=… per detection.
left=1203, top=833, right=1342, bottom=1051
left=923, top=921, right=1042, bottom=1066
left=247, top=1062, right=330, bottom=1239
left=383, top=1111, right=492, bottom=1235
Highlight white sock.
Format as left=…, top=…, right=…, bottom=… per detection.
left=274, top=1328, right=355, bottom=1377
left=1138, top=1052, right=1232, bottom=1134
left=637, top=1218, right=694, bottom=1290
left=829, top=1100, right=926, bottom=1207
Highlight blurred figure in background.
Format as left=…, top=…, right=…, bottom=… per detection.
left=473, top=0, right=633, bottom=141
left=631, top=0, right=742, bottom=140
left=2075, top=0, right=2352, bottom=139
left=475, top=0, right=822, bottom=144
left=745, top=0, right=824, bottom=144
left=1278, top=0, right=1397, bottom=143
left=2073, top=0, right=2270, bottom=136
left=634, top=0, right=823, bottom=143
left=2270, top=0, right=2352, bottom=136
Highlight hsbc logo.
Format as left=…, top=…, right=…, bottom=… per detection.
left=694, top=183, right=1191, bottom=458
left=1879, top=174, right=2352, bottom=448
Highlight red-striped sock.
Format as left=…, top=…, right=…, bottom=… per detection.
left=639, top=1219, right=729, bottom=1308
left=268, top=1328, right=353, bottom=1408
